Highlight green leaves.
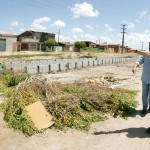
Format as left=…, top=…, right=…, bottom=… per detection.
left=1, top=77, right=138, bottom=136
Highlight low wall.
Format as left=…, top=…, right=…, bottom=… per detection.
left=2, top=56, right=137, bottom=74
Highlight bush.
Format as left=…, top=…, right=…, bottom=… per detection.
left=1, top=77, right=138, bottom=136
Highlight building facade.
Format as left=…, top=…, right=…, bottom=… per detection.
left=0, top=34, right=17, bottom=52
left=17, top=30, right=55, bottom=51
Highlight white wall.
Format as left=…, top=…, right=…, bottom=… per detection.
left=6, top=37, right=17, bottom=52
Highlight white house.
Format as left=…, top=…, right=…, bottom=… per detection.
left=0, top=34, right=17, bottom=52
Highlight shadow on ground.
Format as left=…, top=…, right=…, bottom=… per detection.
left=92, top=127, right=150, bottom=138
left=92, top=109, right=150, bottom=138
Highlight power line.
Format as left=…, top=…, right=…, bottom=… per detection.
left=121, top=24, right=127, bottom=54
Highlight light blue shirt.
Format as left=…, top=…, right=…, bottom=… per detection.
left=136, top=56, right=150, bottom=84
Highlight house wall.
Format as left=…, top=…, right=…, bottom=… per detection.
left=107, top=47, right=114, bottom=53
left=0, top=37, right=17, bottom=52
left=7, top=37, right=17, bottom=52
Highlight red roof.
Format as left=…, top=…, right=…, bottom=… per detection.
left=0, top=34, right=17, bottom=37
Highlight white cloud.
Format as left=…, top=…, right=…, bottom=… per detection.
left=19, top=28, right=25, bottom=32
left=135, top=19, right=140, bottom=23
left=30, top=17, right=51, bottom=30
left=51, top=20, right=66, bottom=28
left=85, top=24, right=93, bottom=30
left=104, top=24, right=114, bottom=33
left=81, top=34, right=97, bottom=41
left=0, top=31, right=6, bottom=34
left=70, top=2, right=99, bottom=18
left=10, top=21, right=19, bottom=27
left=137, top=10, right=148, bottom=19
left=71, top=27, right=83, bottom=34
left=128, top=22, right=135, bottom=29
left=55, top=34, right=72, bottom=42
left=125, top=33, right=150, bottom=50
left=144, top=30, right=150, bottom=34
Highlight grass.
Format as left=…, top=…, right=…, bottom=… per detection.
left=0, top=53, right=63, bottom=59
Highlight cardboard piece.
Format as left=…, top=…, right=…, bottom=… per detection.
left=25, top=101, right=54, bottom=130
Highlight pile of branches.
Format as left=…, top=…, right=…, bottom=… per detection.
left=3, top=75, right=138, bottom=136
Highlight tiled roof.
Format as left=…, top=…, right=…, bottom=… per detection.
left=59, top=42, right=74, bottom=46
left=0, top=34, right=17, bottom=37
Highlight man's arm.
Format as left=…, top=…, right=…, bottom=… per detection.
left=128, top=49, right=150, bottom=58
left=132, top=63, right=139, bottom=74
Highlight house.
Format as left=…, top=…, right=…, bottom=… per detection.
left=97, top=43, right=122, bottom=53
left=0, top=34, right=17, bottom=52
left=84, top=41, right=97, bottom=48
left=58, top=42, right=74, bottom=51
left=17, top=30, right=55, bottom=51
left=106, top=44, right=121, bottom=53
left=83, top=41, right=122, bottom=53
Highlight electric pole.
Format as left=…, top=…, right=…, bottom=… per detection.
left=58, top=29, right=60, bottom=47
left=121, top=24, right=127, bottom=54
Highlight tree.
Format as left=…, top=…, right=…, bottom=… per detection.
left=74, top=41, right=86, bottom=52
left=44, top=39, right=58, bottom=51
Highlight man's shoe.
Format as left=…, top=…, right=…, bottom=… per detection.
left=146, top=127, right=150, bottom=133
left=141, top=109, right=147, bottom=115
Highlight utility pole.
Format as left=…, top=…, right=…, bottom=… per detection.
left=99, top=38, right=100, bottom=49
left=121, top=24, right=127, bottom=54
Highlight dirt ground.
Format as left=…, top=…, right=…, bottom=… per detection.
left=1, top=60, right=150, bottom=150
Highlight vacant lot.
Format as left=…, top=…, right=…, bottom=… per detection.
left=1, top=60, right=150, bottom=150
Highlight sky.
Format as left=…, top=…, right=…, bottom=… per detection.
left=1, top=0, right=150, bottom=50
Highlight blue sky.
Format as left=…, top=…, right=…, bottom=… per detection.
left=1, top=0, right=150, bottom=49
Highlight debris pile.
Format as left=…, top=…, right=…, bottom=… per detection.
left=84, top=75, right=127, bottom=89
left=1, top=75, right=137, bottom=136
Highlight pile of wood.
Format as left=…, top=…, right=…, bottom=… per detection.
left=84, top=75, right=125, bottom=89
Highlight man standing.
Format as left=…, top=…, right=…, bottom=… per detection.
left=132, top=50, right=150, bottom=114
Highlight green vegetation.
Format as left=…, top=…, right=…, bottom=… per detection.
left=0, top=71, right=138, bottom=136
left=44, top=39, right=58, bottom=51
left=0, top=53, right=62, bottom=59
left=81, top=47, right=105, bottom=53
left=74, top=41, right=86, bottom=52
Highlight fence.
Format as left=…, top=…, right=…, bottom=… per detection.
left=2, top=56, right=137, bottom=74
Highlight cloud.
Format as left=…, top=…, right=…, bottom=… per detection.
left=51, top=20, right=66, bottom=28
left=85, top=24, right=93, bottom=30
left=104, top=24, right=114, bottom=33
left=82, top=34, right=97, bottom=40
left=10, top=21, right=19, bottom=27
left=125, top=33, right=150, bottom=49
left=71, top=27, right=83, bottom=34
left=55, top=34, right=72, bottom=42
left=19, top=28, right=25, bottom=32
left=137, top=10, right=148, bottom=19
left=123, top=22, right=135, bottom=29
left=30, top=17, right=51, bottom=30
left=0, top=31, right=6, bottom=34
left=144, top=30, right=150, bottom=34
left=70, top=2, right=99, bottom=18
